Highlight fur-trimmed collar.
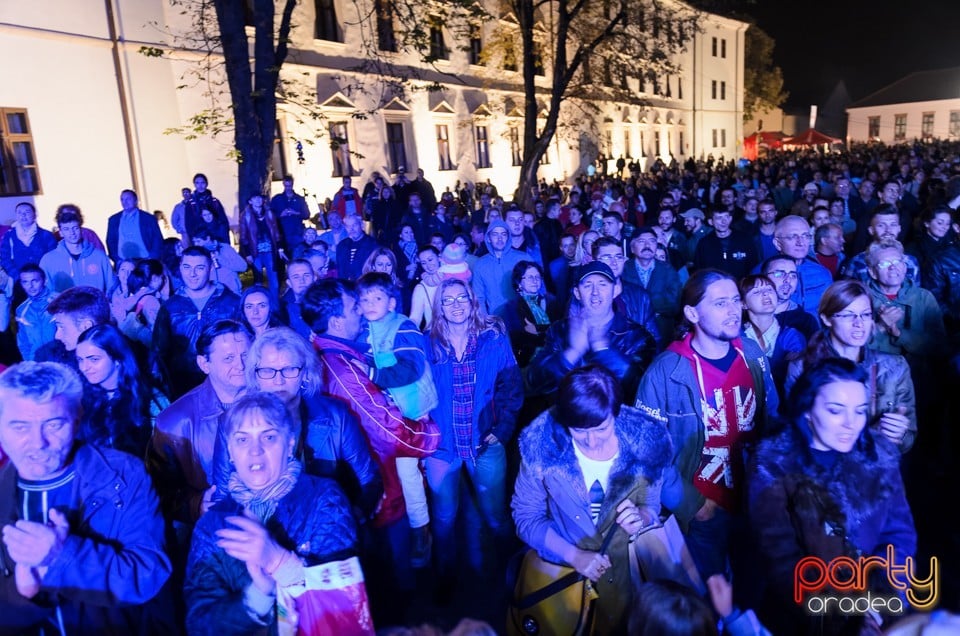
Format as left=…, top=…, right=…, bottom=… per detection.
left=519, top=406, right=672, bottom=523
left=752, top=422, right=902, bottom=545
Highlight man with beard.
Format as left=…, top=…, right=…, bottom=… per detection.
left=635, top=269, right=777, bottom=585
left=842, top=205, right=921, bottom=286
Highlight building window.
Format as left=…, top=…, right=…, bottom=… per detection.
left=712, top=129, right=718, bottom=148
left=623, top=129, right=631, bottom=158
left=711, top=37, right=717, bottom=57
left=329, top=121, right=356, bottom=177
left=503, top=44, right=517, bottom=72
left=436, top=124, right=454, bottom=171
left=950, top=111, right=960, bottom=138
left=721, top=129, right=727, bottom=146
left=314, top=0, right=341, bottom=42
left=375, top=0, right=396, bottom=52
left=429, top=25, right=448, bottom=60
left=475, top=125, right=491, bottom=168
left=868, top=116, right=880, bottom=138
left=469, top=26, right=482, bottom=65
left=665, top=76, right=672, bottom=98
left=0, top=109, right=41, bottom=196
left=720, top=81, right=726, bottom=100
left=640, top=130, right=646, bottom=157
left=894, top=114, right=907, bottom=140
left=509, top=126, right=522, bottom=166
left=654, top=131, right=661, bottom=154
left=678, top=76, right=683, bottom=100
left=711, top=80, right=717, bottom=100
left=386, top=121, right=408, bottom=173
left=922, top=112, right=934, bottom=138
left=679, top=131, right=685, bottom=155
left=721, top=39, right=727, bottom=58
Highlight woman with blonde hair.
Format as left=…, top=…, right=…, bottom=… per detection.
left=424, top=278, right=523, bottom=596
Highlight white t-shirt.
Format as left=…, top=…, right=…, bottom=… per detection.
left=572, top=442, right=618, bottom=525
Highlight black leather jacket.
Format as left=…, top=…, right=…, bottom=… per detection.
left=527, top=311, right=657, bottom=404
left=923, top=243, right=960, bottom=328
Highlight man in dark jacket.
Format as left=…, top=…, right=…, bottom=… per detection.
left=0, top=362, right=171, bottom=634
left=106, top=189, right=163, bottom=262
left=622, top=228, right=683, bottom=344
left=335, top=214, right=377, bottom=281
left=593, top=236, right=661, bottom=347
left=153, top=246, right=240, bottom=397
left=527, top=261, right=656, bottom=404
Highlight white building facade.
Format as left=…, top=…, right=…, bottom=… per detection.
left=0, top=0, right=746, bottom=237
left=846, top=68, right=960, bottom=145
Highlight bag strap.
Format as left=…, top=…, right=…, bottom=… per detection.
left=515, top=524, right=620, bottom=611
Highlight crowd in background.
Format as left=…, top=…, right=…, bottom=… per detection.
left=1, top=139, right=960, bottom=635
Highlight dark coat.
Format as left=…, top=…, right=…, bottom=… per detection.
left=495, top=293, right=562, bottom=367
left=106, top=209, right=164, bottom=262
left=185, top=474, right=357, bottom=636
left=239, top=208, right=283, bottom=259
left=149, top=377, right=225, bottom=526
left=152, top=284, right=240, bottom=397
left=621, top=259, right=682, bottom=344
left=527, top=311, right=657, bottom=405
left=0, top=445, right=171, bottom=635
left=335, top=233, right=378, bottom=281
left=746, top=423, right=916, bottom=635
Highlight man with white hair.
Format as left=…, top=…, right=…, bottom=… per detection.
left=0, top=362, right=171, bottom=633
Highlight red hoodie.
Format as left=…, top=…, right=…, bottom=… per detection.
left=667, top=334, right=759, bottom=511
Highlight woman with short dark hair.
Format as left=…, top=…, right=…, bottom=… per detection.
left=512, top=364, right=673, bottom=634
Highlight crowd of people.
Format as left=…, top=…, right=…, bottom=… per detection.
left=1, top=141, right=959, bottom=634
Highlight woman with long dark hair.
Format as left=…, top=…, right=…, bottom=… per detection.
left=747, top=358, right=916, bottom=635
left=785, top=279, right=916, bottom=453
left=237, top=285, right=285, bottom=337
left=76, top=324, right=169, bottom=458
left=495, top=260, right=561, bottom=367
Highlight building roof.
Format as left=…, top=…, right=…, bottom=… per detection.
left=849, top=67, right=960, bottom=109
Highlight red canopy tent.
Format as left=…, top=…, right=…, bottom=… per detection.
left=782, top=128, right=842, bottom=147
left=742, top=131, right=784, bottom=160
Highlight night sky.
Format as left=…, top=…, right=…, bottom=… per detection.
left=747, top=0, right=960, bottom=109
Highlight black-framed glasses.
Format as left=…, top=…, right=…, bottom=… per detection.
left=255, top=366, right=302, bottom=379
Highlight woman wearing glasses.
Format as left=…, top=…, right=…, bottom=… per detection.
left=213, top=327, right=382, bottom=519
left=785, top=279, right=917, bottom=453
left=495, top=261, right=561, bottom=367
left=424, top=278, right=523, bottom=598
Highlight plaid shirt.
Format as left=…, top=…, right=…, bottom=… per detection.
left=452, top=332, right=479, bottom=461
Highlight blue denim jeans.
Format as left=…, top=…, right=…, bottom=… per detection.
left=425, top=442, right=509, bottom=576
left=251, top=252, right=279, bottom=296
left=685, top=505, right=732, bottom=580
